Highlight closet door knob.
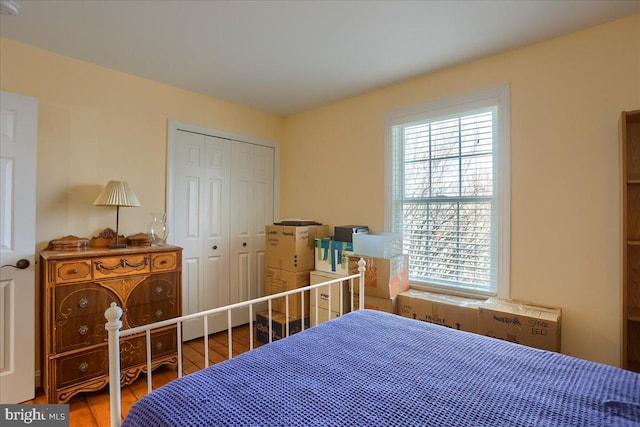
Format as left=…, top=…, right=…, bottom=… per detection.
left=212, top=245, right=218, bottom=250
left=242, top=242, right=247, bottom=247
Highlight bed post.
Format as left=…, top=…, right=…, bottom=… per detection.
left=357, top=258, right=366, bottom=310
left=105, top=302, right=123, bottom=427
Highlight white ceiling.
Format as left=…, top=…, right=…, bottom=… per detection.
left=1, top=0, right=638, bottom=116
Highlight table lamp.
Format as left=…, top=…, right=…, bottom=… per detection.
left=94, top=181, right=141, bottom=248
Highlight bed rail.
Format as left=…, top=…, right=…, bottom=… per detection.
left=105, top=258, right=366, bottom=427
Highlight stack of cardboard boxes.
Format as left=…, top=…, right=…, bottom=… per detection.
left=260, top=223, right=560, bottom=353
left=257, top=223, right=329, bottom=343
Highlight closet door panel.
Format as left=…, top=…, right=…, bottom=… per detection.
left=202, top=136, right=231, bottom=333
left=253, top=145, right=274, bottom=300
left=230, top=142, right=253, bottom=326
left=174, top=131, right=204, bottom=341
left=174, top=131, right=230, bottom=340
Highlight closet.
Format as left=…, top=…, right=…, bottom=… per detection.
left=169, top=127, right=275, bottom=341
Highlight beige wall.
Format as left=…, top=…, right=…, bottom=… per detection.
left=282, top=14, right=640, bottom=366
left=0, top=38, right=284, bottom=249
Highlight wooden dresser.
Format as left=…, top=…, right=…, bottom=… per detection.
left=40, top=243, right=182, bottom=403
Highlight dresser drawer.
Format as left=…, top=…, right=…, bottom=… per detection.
left=54, top=329, right=177, bottom=389
left=151, top=252, right=178, bottom=272
left=126, top=272, right=178, bottom=306
left=54, top=260, right=92, bottom=284
left=121, top=328, right=178, bottom=368
left=55, top=282, right=118, bottom=318
left=54, top=313, right=112, bottom=353
left=126, top=300, right=179, bottom=328
left=55, top=347, right=108, bottom=388
left=93, top=254, right=150, bottom=279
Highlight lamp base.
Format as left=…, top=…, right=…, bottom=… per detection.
left=109, top=243, right=127, bottom=249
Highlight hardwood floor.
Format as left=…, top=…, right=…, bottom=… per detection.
left=26, top=324, right=262, bottom=427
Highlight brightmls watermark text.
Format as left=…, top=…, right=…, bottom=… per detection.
left=1, top=405, right=69, bottom=426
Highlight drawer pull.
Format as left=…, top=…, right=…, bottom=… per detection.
left=70, top=268, right=78, bottom=274
left=78, top=297, right=89, bottom=308
left=155, top=287, right=163, bottom=295
left=155, top=309, right=163, bottom=318
left=78, top=362, right=88, bottom=373
left=95, top=261, right=123, bottom=272
left=160, top=259, right=168, bottom=265
left=156, top=342, right=163, bottom=351
left=95, top=258, right=149, bottom=272
left=78, top=325, right=89, bottom=335
left=123, top=258, right=149, bottom=268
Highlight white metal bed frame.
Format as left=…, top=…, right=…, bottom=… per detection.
left=104, top=259, right=366, bottom=427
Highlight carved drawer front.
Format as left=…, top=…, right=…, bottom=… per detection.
left=151, top=252, right=177, bottom=272
left=93, top=254, right=150, bottom=279
left=54, top=260, right=92, bottom=284
left=127, top=272, right=178, bottom=306
left=55, top=313, right=111, bottom=353
left=121, top=328, right=178, bottom=369
left=55, top=348, right=108, bottom=388
left=55, top=283, right=118, bottom=318
left=126, top=300, right=179, bottom=328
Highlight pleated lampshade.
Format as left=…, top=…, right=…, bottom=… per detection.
left=93, top=181, right=141, bottom=207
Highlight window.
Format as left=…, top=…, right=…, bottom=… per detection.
left=385, top=85, right=510, bottom=298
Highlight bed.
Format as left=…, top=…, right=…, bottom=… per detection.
left=105, top=263, right=640, bottom=427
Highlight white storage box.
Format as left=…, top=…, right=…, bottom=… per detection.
left=352, top=232, right=402, bottom=258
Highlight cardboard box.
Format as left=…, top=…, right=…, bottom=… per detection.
left=310, top=270, right=351, bottom=313
left=478, top=298, right=561, bottom=352
left=397, top=290, right=482, bottom=333
left=266, top=224, right=330, bottom=272
left=314, top=238, right=353, bottom=275
left=353, top=294, right=397, bottom=314
left=334, top=225, right=369, bottom=242
left=256, top=310, right=309, bottom=344
left=310, top=305, right=341, bottom=327
left=265, top=268, right=310, bottom=317
left=347, top=255, right=409, bottom=299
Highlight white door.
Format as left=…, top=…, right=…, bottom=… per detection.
left=229, top=142, right=273, bottom=327
left=173, top=130, right=230, bottom=341
left=169, top=123, right=276, bottom=340
left=0, top=91, right=37, bottom=403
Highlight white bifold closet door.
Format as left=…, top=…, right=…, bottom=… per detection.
left=173, top=130, right=274, bottom=341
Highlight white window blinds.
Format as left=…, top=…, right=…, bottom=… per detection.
left=387, top=86, right=510, bottom=297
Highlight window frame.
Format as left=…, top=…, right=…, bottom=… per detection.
left=384, top=84, right=510, bottom=299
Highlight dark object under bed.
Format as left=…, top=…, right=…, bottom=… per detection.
left=123, top=310, right=640, bottom=426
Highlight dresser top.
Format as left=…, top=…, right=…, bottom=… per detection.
left=40, top=244, right=182, bottom=261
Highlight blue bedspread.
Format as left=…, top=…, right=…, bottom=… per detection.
left=123, top=310, right=640, bottom=426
